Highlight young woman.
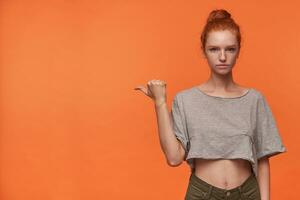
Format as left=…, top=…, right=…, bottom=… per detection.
left=135, top=9, right=286, bottom=200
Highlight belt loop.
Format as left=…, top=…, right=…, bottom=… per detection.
left=205, top=185, right=212, bottom=199
left=238, top=186, right=243, bottom=200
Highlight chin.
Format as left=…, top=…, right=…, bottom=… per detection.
left=213, top=68, right=232, bottom=75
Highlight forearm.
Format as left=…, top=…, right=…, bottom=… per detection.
left=154, top=101, right=182, bottom=166
left=257, top=157, right=270, bottom=200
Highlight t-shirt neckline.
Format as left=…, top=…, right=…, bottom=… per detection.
left=194, top=86, right=253, bottom=100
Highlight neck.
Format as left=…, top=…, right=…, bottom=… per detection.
left=206, top=70, right=237, bottom=91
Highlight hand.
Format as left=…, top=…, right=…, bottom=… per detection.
left=134, top=79, right=167, bottom=105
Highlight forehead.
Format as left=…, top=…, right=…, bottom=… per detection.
left=206, top=30, right=238, bottom=47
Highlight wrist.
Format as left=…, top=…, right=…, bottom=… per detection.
left=154, top=100, right=166, bottom=108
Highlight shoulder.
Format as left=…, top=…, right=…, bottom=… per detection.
left=234, top=85, right=266, bottom=100
left=174, top=86, right=198, bottom=101
left=250, top=88, right=272, bottom=104
left=250, top=88, right=274, bottom=111
left=250, top=88, right=264, bottom=99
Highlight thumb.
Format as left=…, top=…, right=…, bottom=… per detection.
left=134, top=85, right=149, bottom=96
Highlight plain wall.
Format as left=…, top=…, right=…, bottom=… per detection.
left=0, top=1, right=298, bottom=199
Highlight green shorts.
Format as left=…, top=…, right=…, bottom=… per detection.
left=185, top=171, right=261, bottom=200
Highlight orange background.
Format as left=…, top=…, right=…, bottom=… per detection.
left=0, top=1, right=298, bottom=199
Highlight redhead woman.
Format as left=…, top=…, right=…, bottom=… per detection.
left=135, top=9, right=286, bottom=200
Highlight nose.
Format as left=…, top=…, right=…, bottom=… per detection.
left=219, top=49, right=226, bottom=61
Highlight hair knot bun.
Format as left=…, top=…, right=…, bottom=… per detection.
left=207, top=9, right=231, bottom=23
left=200, top=8, right=241, bottom=54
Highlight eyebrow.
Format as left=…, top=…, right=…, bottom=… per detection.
left=206, top=45, right=237, bottom=48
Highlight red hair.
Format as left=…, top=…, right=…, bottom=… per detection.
left=200, top=9, right=241, bottom=54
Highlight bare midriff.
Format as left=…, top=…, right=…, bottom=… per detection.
left=194, top=158, right=253, bottom=190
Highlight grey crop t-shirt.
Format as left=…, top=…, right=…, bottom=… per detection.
left=170, top=86, right=287, bottom=178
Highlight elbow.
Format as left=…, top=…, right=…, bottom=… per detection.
left=166, top=144, right=186, bottom=166
left=166, top=156, right=183, bottom=167
left=167, top=159, right=182, bottom=167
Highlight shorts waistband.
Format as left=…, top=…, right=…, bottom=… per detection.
left=190, top=171, right=256, bottom=196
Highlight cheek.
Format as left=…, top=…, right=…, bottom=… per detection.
left=206, top=54, right=217, bottom=61
left=230, top=54, right=239, bottom=61
left=206, top=58, right=215, bottom=65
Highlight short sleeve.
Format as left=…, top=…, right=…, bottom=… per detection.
left=254, top=94, right=287, bottom=160
left=170, top=94, right=190, bottom=160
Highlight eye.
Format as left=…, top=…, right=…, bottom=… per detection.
left=227, top=48, right=236, bottom=52
left=209, top=48, right=218, bottom=51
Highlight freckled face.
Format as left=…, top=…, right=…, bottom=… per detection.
left=203, top=30, right=240, bottom=74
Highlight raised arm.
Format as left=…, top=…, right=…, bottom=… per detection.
left=134, top=80, right=185, bottom=166
left=154, top=100, right=186, bottom=166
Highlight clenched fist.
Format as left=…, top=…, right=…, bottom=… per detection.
left=134, top=79, right=167, bottom=107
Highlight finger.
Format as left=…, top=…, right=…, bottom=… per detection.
left=155, top=80, right=164, bottom=85
left=135, top=86, right=147, bottom=94
left=134, top=86, right=142, bottom=90
left=153, top=80, right=160, bottom=84
left=139, top=87, right=148, bottom=95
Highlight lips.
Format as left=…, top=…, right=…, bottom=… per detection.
left=216, top=64, right=229, bottom=66
left=216, top=64, right=229, bottom=68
